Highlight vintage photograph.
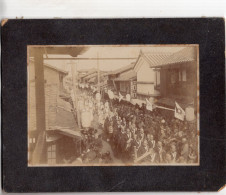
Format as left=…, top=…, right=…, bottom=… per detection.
left=28, top=45, right=199, bottom=166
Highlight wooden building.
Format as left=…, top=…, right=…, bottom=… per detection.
left=28, top=55, right=82, bottom=165
left=108, top=63, right=136, bottom=97
left=151, top=46, right=198, bottom=110
left=133, top=50, right=171, bottom=101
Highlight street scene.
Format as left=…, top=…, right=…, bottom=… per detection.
left=28, top=45, right=199, bottom=166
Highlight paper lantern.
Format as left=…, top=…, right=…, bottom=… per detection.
left=185, top=106, right=195, bottom=121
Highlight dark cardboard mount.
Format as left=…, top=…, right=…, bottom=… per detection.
left=1, top=18, right=225, bottom=192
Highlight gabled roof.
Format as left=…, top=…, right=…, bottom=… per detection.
left=133, top=50, right=172, bottom=72
left=144, top=53, right=172, bottom=67
left=88, top=77, right=96, bottom=83
left=114, top=69, right=136, bottom=81
left=110, top=63, right=135, bottom=75
left=81, top=69, right=111, bottom=81
left=151, top=46, right=197, bottom=68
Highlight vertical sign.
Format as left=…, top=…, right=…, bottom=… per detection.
left=130, top=80, right=137, bottom=99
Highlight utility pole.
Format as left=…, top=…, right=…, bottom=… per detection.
left=97, top=52, right=100, bottom=94
left=70, top=60, right=81, bottom=129
left=32, top=48, right=46, bottom=164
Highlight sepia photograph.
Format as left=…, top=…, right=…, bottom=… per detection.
left=28, top=45, right=199, bottom=166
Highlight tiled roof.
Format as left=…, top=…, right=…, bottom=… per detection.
left=114, top=69, right=136, bottom=81
left=28, top=84, right=76, bottom=131
left=88, top=77, right=96, bottom=83
left=151, top=46, right=197, bottom=68
left=110, top=63, right=135, bottom=75
left=142, top=52, right=172, bottom=67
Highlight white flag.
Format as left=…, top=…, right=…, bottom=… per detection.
left=146, top=98, right=153, bottom=111
left=175, top=101, right=185, bottom=121
left=119, top=92, right=123, bottom=102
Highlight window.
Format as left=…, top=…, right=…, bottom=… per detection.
left=179, top=71, right=182, bottom=81
left=182, top=69, right=187, bottom=81
left=155, top=71, right=160, bottom=87
left=179, top=69, right=187, bottom=82
left=47, top=144, right=56, bottom=165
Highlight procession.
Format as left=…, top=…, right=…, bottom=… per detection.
left=67, top=84, right=198, bottom=165
left=28, top=45, right=199, bottom=166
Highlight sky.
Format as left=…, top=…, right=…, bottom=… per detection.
left=44, top=45, right=187, bottom=73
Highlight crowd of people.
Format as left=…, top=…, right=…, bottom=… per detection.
left=72, top=89, right=198, bottom=165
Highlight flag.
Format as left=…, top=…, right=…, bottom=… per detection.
left=175, top=101, right=185, bottom=121
left=119, top=92, right=123, bottom=102
left=146, top=98, right=153, bottom=111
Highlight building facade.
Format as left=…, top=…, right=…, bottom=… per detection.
left=28, top=59, right=82, bottom=165
left=151, top=46, right=198, bottom=111
left=133, top=50, right=171, bottom=101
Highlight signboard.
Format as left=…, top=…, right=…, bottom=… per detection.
left=130, top=81, right=137, bottom=98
